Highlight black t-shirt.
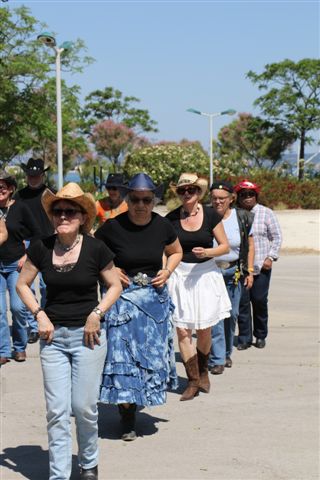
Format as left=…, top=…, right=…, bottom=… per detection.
left=15, top=184, right=55, bottom=238
left=27, top=234, right=115, bottom=326
left=166, top=205, right=222, bottom=263
left=95, top=212, right=177, bottom=277
left=0, top=201, right=41, bottom=262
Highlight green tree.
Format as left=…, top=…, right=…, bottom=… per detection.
left=83, top=87, right=158, bottom=135
left=247, top=59, right=320, bottom=179
left=0, top=5, right=92, bottom=168
left=123, top=141, right=210, bottom=192
left=218, top=113, right=295, bottom=170
left=90, top=119, right=147, bottom=172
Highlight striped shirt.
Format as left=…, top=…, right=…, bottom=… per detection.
left=251, top=204, right=282, bottom=274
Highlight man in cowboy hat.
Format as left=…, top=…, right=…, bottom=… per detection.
left=15, top=158, right=55, bottom=343
left=96, top=173, right=128, bottom=226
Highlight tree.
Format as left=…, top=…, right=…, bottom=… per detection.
left=0, top=6, right=92, bottom=167
left=123, top=141, right=210, bottom=191
left=83, top=87, right=158, bottom=135
left=90, top=119, right=148, bottom=172
left=247, top=59, right=320, bottom=179
left=218, top=113, right=295, bottom=170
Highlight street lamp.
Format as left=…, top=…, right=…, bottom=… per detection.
left=37, top=32, right=72, bottom=190
left=187, top=107, right=236, bottom=185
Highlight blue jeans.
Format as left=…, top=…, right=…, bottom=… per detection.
left=40, top=325, right=107, bottom=480
left=0, top=260, right=28, bottom=356
left=238, top=268, right=272, bottom=344
left=209, top=266, right=242, bottom=366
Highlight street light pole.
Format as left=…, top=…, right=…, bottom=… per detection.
left=37, top=33, right=72, bottom=190
left=187, top=107, right=236, bottom=185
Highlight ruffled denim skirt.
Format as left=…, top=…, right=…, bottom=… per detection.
left=99, top=283, right=178, bottom=407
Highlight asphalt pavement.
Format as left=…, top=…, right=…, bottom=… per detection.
left=0, top=254, right=319, bottom=480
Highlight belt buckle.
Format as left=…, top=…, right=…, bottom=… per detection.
left=216, top=261, right=230, bottom=269
left=133, top=272, right=149, bottom=286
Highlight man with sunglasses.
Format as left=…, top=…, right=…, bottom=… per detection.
left=235, top=180, right=282, bottom=349
left=95, top=173, right=128, bottom=226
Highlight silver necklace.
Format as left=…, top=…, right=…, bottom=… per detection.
left=56, top=234, right=81, bottom=252
left=181, top=205, right=200, bottom=220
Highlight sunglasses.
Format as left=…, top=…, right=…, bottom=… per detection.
left=239, top=191, right=256, bottom=198
left=0, top=185, right=8, bottom=192
left=107, top=186, right=118, bottom=191
left=52, top=208, right=83, bottom=218
left=176, top=186, right=199, bottom=196
left=128, top=196, right=154, bottom=205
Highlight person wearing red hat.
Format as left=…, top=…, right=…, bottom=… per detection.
left=235, top=179, right=282, bottom=349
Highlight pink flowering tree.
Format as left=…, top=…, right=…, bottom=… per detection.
left=90, top=119, right=147, bottom=172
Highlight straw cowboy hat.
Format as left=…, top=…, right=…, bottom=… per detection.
left=170, top=173, right=208, bottom=200
left=41, top=183, right=96, bottom=233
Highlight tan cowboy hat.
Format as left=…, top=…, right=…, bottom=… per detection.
left=170, top=173, right=208, bottom=200
left=41, top=183, right=96, bottom=233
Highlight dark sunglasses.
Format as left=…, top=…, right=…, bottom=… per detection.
left=176, top=186, right=199, bottom=196
left=107, top=186, right=118, bottom=191
left=52, top=208, right=83, bottom=218
left=128, top=196, right=154, bottom=205
left=0, top=185, right=8, bottom=192
left=239, top=191, right=256, bottom=198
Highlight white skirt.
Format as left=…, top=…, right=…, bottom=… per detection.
left=168, top=260, right=231, bottom=330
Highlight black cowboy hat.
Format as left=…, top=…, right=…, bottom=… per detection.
left=21, top=158, right=50, bottom=176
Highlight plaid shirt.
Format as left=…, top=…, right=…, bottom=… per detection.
left=251, top=204, right=282, bottom=274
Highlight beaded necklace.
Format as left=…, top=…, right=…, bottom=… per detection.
left=181, top=205, right=200, bottom=220
left=56, top=234, right=81, bottom=252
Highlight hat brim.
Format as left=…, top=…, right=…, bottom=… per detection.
left=21, top=165, right=50, bottom=176
left=41, top=189, right=96, bottom=233
left=170, top=179, right=208, bottom=200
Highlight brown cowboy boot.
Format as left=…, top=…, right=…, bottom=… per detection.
left=180, top=354, right=200, bottom=401
left=197, top=348, right=211, bottom=393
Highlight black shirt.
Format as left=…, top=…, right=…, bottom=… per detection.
left=166, top=205, right=222, bottom=263
left=15, top=184, right=55, bottom=238
left=0, top=201, right=41, bottom=262
left=27, top=234, right=115, bottom=326
left=95, top=212, right=177, bottom=277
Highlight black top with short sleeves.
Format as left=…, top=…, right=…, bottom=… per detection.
left=27, top=234, right=115, bottom=326
left=94, top=211, right=177, bottom=277
left=166, top=205, right=222, bottom=263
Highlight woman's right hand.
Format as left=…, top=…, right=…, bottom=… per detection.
left=116, top=267, right=130, bottom=288
left=37, top=312, right=55, bottom=343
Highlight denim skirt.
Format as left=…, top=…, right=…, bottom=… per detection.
left=99, top=283, right=178, bottom=407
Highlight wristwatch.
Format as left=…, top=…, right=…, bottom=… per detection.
left=92, top=307, right=105, bottom=319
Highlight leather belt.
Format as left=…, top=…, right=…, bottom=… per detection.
left=215, top=260, right=238, bottom=270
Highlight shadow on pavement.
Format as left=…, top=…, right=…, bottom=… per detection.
left=98, top=404, right=169, bottom=440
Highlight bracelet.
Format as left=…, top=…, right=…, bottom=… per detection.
left=267, top=256, right=274, bottom=262
left=92, top=307, right=105, bottom=319
left=33, top=307, right=44, bottom=319
left=163, top=267, right=172, bottom=276
left=247, top=267, right=254, bottom=272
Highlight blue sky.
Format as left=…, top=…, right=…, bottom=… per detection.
left=7, top=0, right=320, bottom=153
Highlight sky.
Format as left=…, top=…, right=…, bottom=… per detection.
left=5, top=0, right=320, bottom=154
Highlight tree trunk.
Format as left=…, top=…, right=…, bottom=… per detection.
left=298, top=131, right=305, bottom=180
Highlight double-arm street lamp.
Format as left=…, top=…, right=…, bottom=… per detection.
left=37, top=32, right=72, bottom=190
left=187, top=107, right=236, bottom=186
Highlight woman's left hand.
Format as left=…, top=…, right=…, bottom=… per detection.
left=151, top=269, right=171, bottom=288
left=84, top=314, right=101, bottom=349
left=17, top=254, right=27, bottom=272
left=192, top=247, right=207, bottom=259
left=244, top=273, right=254, bottom=289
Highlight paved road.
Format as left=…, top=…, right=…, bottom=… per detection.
left=0, top=255, right=319, bottom=480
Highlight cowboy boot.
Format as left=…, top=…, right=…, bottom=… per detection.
left=118, top=404, right=137, bottom=441
left=197, top=348, right=211, bottom=393
left=180, top=354, right=200, bottom=401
